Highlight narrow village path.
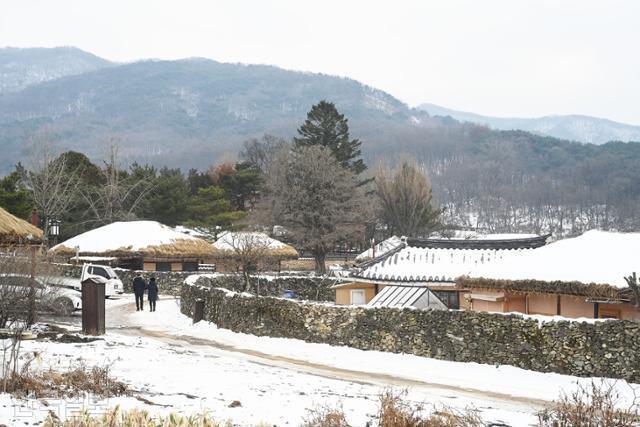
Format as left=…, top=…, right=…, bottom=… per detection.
left=105, top=297, right=550, bottom=417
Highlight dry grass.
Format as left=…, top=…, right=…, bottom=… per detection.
left=538, top=380, right=640, bottom=427
left=457, top=276, right=625, bottom=300
left=302, top=404, right=351, bottom=427
left=302, top=390, right=482, bottom=427
left=7, top=359, right=128, bottom=399
left=43, top=407, right=229, bottom=427
left=377, top=389, right=482, bottom=427
left=51, top=237, right=217, bottom=259
left=0, top=206, right=43, bottom=244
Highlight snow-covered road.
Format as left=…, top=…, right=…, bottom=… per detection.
left=2, top=295, right=638, bottom=426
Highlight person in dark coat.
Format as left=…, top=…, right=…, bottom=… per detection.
left=132, top=273, right=146, bottom=311
left=147, top=277, right=158, bottom=312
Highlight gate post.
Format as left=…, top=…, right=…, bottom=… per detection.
left=193, top=298, right=205, bottom=324
left=82, top=276, right=106, bottom=335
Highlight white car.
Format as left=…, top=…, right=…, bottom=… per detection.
left=1, top=274, right=82, bottom=315
left=80, top=264, right=124, bottom=297
left=44, top=264, right=124, bottom=298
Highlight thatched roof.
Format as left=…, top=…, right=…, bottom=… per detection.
left=456, top=276, right=629, bottom=301
left=49, top=221, right=216, bottom=259
left=211, top=232, right=299, bottom=259
left=468, top=230, right=640, bottom=290
left=0, top=206, right=43, bottom=244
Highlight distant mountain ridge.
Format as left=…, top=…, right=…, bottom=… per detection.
left=0, top=47, right=112, bottom=93
left=417, top=103, right=640, bottom=145
left=0, top=50, right=430, bottom=173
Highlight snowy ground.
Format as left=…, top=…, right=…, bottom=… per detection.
left=1, top=295, right=638, bottom=426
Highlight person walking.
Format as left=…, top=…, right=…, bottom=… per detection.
left=132, top=273, right=146, bottom=311
left=147, top=276, right=158, bottom=312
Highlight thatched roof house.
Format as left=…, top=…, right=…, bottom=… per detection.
left=0, top=206, right=43, bottom=245
left=49, top=221, right=216, bottom=271
left=211, top=232, right=298, bottom=272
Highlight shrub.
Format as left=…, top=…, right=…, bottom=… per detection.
left=377, top=389, right=482, bottom=427
left=538, top=380, right=640, bottom=427
left=43, top=407, right=228, bottom=427
left=6, top=358, right=128, bottom=399
left=302, top=404, right=351, bottom=427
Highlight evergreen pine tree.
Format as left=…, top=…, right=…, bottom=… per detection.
left=294, top=101, right=367, bottom=176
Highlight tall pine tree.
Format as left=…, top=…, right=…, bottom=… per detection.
left=294, top=101, right=367, bottom=176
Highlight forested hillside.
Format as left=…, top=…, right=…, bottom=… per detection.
left=0, top=56, right=420, bottom=174
left=402, top=124, right=640, bottom=234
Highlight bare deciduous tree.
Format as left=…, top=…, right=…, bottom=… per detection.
left=259, top=146, right=368, bottom=275
left=240, top=134, right=289, bottom=173
left=223, top=232, right=273, bottom=292
left=23, top=141, right=80, bottom=241
left=83, top=146, right=154, bottom=225
left=0, top=251, right=38, bottom=392
left=375, top=158, right=441, bottom=237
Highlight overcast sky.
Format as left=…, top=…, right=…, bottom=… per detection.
left=2, top=0, right=639, bottom=124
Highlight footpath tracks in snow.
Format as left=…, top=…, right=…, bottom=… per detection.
left=105, top=297, right=548, bottom=410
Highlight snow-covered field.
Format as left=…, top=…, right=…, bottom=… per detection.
left=1, top=296, right=638, bottom=426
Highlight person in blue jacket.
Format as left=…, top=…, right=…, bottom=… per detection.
left=147, top=277, right=159, bottom=312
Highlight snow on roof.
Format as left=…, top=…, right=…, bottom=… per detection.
left=353, top=233, right=545, bottom=283
left=50, top=221, right=216, bottom=258
left=212, top=232, right=299, bottom=258
left=356, top=236, right=403, bottom=261
left=356, top=246, right=532, bottom=283
left=174, top=225, right=216, bottom=240
left=468, top=230, right=640, bottom=289
left=439, top=231, right=539, bottom=240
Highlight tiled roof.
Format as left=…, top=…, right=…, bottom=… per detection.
left=352, top=234, right=547, bottom=283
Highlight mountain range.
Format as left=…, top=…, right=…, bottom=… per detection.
left=0, top=47, right=436, bottom=173
left=417, top=103, right=640, bottom=145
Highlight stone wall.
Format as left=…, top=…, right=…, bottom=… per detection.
left=181, top=283, right=640, bottom=383
left=52, top=263, right=340, bottom=299
left=189, top=274, right=339, bottom=301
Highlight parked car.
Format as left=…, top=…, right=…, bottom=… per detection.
left=43, top=264, right=124, bottom=298
left=0, top=274, right=82, bottom=315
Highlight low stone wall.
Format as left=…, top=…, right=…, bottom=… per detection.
left=189, top=274, right=340, bottom=302
left=181, top=284, right=640, bottom=383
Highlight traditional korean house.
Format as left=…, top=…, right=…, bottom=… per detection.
left=49, top=221, right=216, bottom=271
left=461, top=230, right=640, bottom=320
left=335, top=233, right=549, bottom=308
left=211, top=231, right=299, bottom=272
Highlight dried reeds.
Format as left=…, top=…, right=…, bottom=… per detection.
left=0, top=206, right=43, bottom=244
left=457, top=276, right=626, bottom=300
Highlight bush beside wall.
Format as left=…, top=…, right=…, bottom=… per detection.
left=181, top=283, right=640, bottom=383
